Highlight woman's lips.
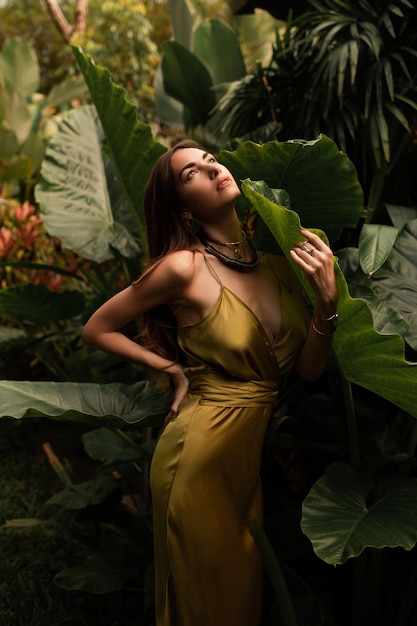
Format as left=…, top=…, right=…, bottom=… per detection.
left=217, top=177, right=231, bottom=190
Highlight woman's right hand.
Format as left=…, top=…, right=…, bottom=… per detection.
left=164, top=363, right=190, bottom=426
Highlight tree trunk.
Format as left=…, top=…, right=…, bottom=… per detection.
left=42, top=0, right=88, bottom=43
left=74, top=0, right=88, bottom=36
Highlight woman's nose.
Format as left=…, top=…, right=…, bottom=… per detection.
left=208, top=163, right=221, bottom=178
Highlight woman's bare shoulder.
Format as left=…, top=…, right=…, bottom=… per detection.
left=164, top=249, right=197, bottom=276
left=142, top=249, right=197, bottom=289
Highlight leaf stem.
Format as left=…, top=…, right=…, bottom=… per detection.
left=248, top=518, right=299, bottom=626
left=367, top=162, right=388, bottom=222
left=335, top=355, right=360, bottom=469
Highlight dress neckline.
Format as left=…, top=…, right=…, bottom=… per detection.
left=178, top=285, right=283, bottom=348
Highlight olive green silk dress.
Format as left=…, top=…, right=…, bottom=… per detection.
left=150, top=255, right=309, bottom=626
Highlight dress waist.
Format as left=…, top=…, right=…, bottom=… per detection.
left=185, top=367, right=279, bottom=407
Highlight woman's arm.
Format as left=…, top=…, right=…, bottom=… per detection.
left=289, top=229, right=339, bottom=380
left=82, top=251, right=194, bottom=418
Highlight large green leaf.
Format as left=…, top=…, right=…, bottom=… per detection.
left=71, top=46, right=166, bottom=254
left=19, top=130, right=46, bottom=172
left=154, top=64, right=184, bottom=129
left=161, top=40, right=216, bottom=126
left=4, top=91, right=32, bottom=145
left=241, top=180, right=417, bottom=418
left=385, top=203, right=417, bottom=229
left=48, top=475, right=119, bottom=510
left=41, top=75, right=88, bottom=114
left=194, top=19, right=246, bottom=85
left=0, top=153, right=31, bottom=181
left=355, top=218, right=417, bottom=351
left=0, top=284, right=85, bottom=326
left=35, top=105, right=140, bottom=262
left=168, top=0, right=198, bottom=50
left=82, top=427, right=151, bottom=464
left=54, top=547, right=140, bottom=593
left=0, top=380, right=167, bottom=426
left=301, top=462, right=417, bottom=565
left=0, top=37, right=40, bottom=96
left=347, top=283, right=410, bottom=342
left=0, top=125, right=19, bottom=159
left=358, top=223, right=399, bottom=275
left=235, top=9, right=282, bottom=71
left=218, top=136, right=365, bottom=244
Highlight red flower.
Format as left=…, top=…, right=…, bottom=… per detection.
left=0, top=227, right=15, bottom=257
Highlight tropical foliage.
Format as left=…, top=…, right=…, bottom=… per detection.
left=155, top=1, right=282, bottom=147
left=0, top=198, right=86, bottom=291
left=1, top=1, right=417, bottom=622
left=0, top=0, right=160, bottom=121
left=0, top=0, right=78, bottom=92
left=0, top=37, right=417, bottom=624
left=271, top=0, right=417, bottom=215
left=157, top=0, right=417, bottom=216
left=0, top=37, right=87, bottom=197
left=76, top=0, right=159, bottom=118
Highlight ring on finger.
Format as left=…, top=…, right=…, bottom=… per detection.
left=301, top=244, right=314, bottom=256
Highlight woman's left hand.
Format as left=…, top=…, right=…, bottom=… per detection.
left=289, top=229, right=338, bottom=309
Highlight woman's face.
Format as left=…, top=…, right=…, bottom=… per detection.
left=171, top=148, right=241, bottom=222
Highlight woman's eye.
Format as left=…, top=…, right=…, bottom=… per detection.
left=208, top=157, right=216, bottom=163
left=186, top=169, right=198, bottom=180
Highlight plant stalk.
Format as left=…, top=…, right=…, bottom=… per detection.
left=366, top=162, right=388, bottom=222
left=335, top=356, right=360, bottom=469
left=248, top=518, right=299, bottom=626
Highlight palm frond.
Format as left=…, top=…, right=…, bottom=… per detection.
left=385, top=101, right=414, bottom=134
left=396, top=93, right=417, bottom=112
left=348, top=40, right=359, bottom=84
left=381, top=57, right=394, bottom=101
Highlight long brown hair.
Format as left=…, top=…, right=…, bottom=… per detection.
left=144, top=139, right=203, bottom=261
left=137, top=139, right=205, bottom=362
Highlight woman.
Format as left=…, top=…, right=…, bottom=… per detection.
left=83, top=140, right=338, bottom=626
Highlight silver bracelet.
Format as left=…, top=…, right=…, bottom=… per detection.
left=312, top=322, right=336, bottom=337
left=313, top=312, right=338, bottom=322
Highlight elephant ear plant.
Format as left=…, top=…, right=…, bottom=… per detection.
left=1, top=47, right=417, bottom=625
left=0, top=37, right=88, bottom=194
left=155, top=2, right=283, bottom=151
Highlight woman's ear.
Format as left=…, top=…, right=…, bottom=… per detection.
left=183, top=213, right=200, bottom=235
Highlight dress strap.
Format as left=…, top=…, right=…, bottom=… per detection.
left=196, top=249, right=224, bottom=288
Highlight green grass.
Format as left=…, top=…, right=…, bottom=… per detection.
left=0, top=418, right=150, bottom=626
